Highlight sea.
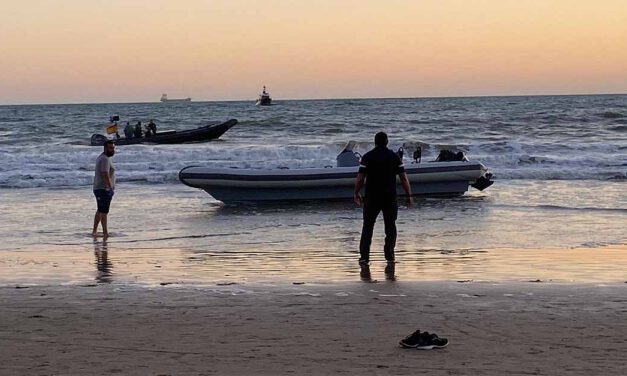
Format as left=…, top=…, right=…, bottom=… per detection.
left=0, top=95, right=625, bottom=286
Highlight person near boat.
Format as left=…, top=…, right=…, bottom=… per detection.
left=134, top=121, right=143, bottom=138
left=92, top=140, right=116, bottom=239
left=146, top=120, right=157, bottom=137
left=354, top=132, right=412, bottom=266
left=123, top=122, right=133, bottom=138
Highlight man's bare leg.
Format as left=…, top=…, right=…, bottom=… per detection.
left=92, top=212, right=101, bottom=237
left=101, top=213, right=109, bottom=239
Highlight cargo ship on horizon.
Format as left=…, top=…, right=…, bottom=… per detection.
left=160, top=93, right=191, bottom=103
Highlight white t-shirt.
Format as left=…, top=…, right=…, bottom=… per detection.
left=93, top=153, right=115, bottom=190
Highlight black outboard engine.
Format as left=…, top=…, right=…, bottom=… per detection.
left=471, top=172, right=494, bottom=191
left=396, top=146, right=404, bottom=160
left=90, top=134, right=108, bottom=146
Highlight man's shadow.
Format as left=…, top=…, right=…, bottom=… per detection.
left=93, top=239, right=113, bottom=283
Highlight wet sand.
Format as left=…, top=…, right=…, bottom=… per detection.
left=1, top=244, right=627, bottom=286
left=1, top=282, right=626, bottom=375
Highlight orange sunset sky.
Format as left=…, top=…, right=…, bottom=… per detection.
left=0, top=0, right=626, bottom=104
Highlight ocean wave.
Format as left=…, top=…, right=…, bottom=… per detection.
left=1, top=96, right=626, bottom=188
left=491, top=168, right=626, bottom=181
left=532, top=204, right=627, bottom=213
left=599, top=111, right=624, bottom=119
left=608, top=124, right=627, bottom=132
left=0, top=140, right=625, bottom=188
left=0, top=117, right=34, bottom=123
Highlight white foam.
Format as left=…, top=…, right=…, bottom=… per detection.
left=0, top=139, right=624, bottom=188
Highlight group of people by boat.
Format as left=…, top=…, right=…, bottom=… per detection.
left=122, top=120, right=158, bottom=139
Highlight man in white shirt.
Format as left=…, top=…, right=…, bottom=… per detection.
left=92, top=140, right=116, bottom=238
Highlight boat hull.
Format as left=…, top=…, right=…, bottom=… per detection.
left=256, top=98, right=272, bottom=106
left=161, top=98, right=191, bottom=103
left=179, top=161, right=490, bottom=202
left=90, top=119, right=237, bottom=146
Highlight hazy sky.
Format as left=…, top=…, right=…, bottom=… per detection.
left=1, top=0, right=626, bottom=104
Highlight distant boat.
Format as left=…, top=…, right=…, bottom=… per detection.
left=160, top=93, right=191, bottom=103
left=255, top=86, right=272, bottom=106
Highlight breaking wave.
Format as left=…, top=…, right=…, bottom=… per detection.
left=1, top=95, right=625, bottom=188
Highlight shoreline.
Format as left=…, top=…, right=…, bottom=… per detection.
left=1, top=282, right=626, bottom=375
left=1, top=244, right=626, bottom=287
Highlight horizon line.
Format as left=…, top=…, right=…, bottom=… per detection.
left=1, top=91, right=626, bottom=107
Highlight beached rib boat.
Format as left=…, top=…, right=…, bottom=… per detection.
left=90, top=119, right=237, bottom=146
left=179, top=143, right=493, bottom=202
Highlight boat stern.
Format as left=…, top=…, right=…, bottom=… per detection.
left=471, top=163, right=494, bottom=191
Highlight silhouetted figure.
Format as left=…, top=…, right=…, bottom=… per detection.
left=354, top=132, right=412, bottom=265
left=147, top=120, right=157, bottom=137
left=124, top=122, right=133, bottom=138
left=134, top=121, right=143, bottom=138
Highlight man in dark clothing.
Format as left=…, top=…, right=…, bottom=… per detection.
left=134, top=121, right=143, bottom=138
left=147, top=120, right=157, bottom=136
left=354, top=132, right=412, bottom=265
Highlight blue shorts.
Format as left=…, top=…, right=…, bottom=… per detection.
left=94, top=189, right=114, bottom=214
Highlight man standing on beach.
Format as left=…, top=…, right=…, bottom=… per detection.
left=354, top=132, right=412, bottom=265
left=92, top=140, right=116, bottom=238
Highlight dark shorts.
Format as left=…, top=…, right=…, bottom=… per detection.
left=94, top=189, right=114, bottom=214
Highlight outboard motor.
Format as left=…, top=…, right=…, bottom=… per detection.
left=90, top=134, right=108, bottom=146
left=336, top=141, right=361, bottom=167
left=471, top=172, right=494, bottom=191
left=396, top=146, right=404, bottom=161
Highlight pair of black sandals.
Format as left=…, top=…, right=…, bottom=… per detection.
left=399, top=330, right=449, bottom=350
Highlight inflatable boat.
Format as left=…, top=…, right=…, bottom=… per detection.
left=90, top=119, right=237, bottom=146
left=179, top=142, right=493, bottom=202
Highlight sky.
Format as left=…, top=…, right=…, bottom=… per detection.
left=0, top=0, right=626, bottom=104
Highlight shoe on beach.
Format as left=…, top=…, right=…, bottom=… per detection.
left=399, top=330, right=448, bottom=350
left=358, top=259, right=370, bottom=266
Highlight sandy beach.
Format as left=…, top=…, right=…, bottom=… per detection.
left=1, top=281, right=626, bottom=375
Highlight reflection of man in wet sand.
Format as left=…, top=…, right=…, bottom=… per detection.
left=93, top=240, right=113, bottom=283
left=92, top=141, right=116, bottom=239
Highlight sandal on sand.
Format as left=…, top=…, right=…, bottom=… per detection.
left=399, top=330, right=449, bottom=350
